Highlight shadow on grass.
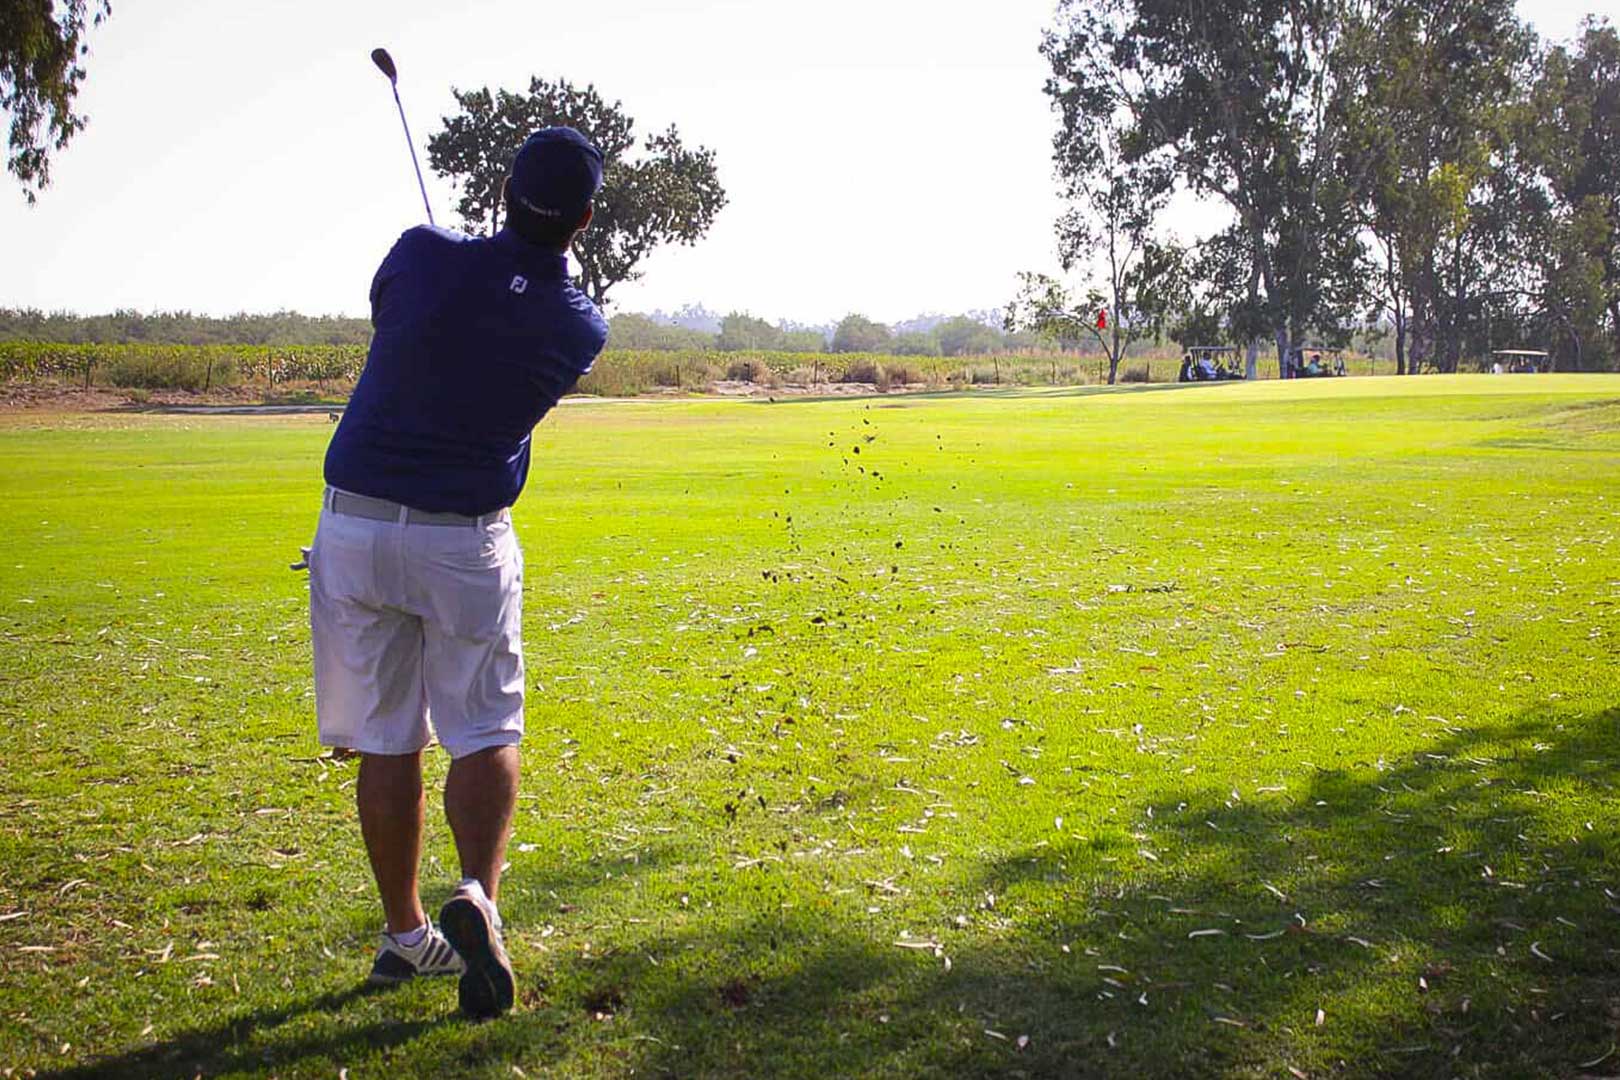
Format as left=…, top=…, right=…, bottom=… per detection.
left=35, top=985, right=445, bottom=1079
left=42, top=707, right=1618, bottom=1078
left=615, top=705, right=1620, bottom=1078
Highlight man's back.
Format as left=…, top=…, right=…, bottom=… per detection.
left=325, top=225, right=608, bottom=516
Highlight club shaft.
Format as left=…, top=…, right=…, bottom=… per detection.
left=391, top=86, right=435, bottom=226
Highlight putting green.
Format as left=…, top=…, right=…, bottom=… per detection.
left=1, top=375, right=1617, bottom=1078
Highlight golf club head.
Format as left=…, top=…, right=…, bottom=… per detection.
left=370, top=47, right=398, bottom=84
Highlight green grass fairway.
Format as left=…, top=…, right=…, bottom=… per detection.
left=2, top=375, right=1618, bottom=1078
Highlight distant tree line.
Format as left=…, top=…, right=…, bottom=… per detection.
left=1013, top=4, right=1619, bottom=380
left=608, top=311, right=1050, bottom=356
left=0, top=309, right=373, bottom=347
left=0, top=306, right=1052, bottom=359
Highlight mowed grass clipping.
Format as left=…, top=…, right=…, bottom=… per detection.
left=0, top=375, right=1617, bottom=1079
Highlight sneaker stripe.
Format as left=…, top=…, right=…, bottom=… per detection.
left=368, top=947, right=419, bottom=985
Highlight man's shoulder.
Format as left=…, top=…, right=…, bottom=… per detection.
left=392, top=224, right=479, bottom=257
left=380, top=226, right=484, bottom=277
left=553, top=285, right=609, bottom=356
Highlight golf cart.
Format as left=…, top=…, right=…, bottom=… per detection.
left=1284, top=344, right=1347, bottom=379
left=1179, top=346, right=1245, bottom=382
left=1490, top=349, right=1549, bottom=374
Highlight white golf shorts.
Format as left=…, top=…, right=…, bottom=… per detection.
left=309, top=493, right=524, bottom=758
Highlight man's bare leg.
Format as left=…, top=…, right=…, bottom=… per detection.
left=357, top=751, right=427, bottom=934
left=444, top=745, right=520, bottom=900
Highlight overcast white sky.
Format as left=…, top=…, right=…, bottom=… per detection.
left=1, top=0, right=1604, bottom=325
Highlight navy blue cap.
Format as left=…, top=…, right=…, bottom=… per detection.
left=508, top=127, right=604, bottom=222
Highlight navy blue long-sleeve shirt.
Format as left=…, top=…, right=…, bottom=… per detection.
left=325, top=225, right=608, bottom=516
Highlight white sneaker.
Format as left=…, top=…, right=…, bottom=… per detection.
left=367, top=920, right=464, bottom=985
left=439, top=884, right=515, bottom=1018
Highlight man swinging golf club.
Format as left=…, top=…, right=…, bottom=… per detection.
left=310, top=127, right=608, bottom=1018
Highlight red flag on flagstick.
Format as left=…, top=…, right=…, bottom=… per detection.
left=1096, top=309, right=1108, bottom=330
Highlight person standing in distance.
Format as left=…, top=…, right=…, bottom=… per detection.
left=310, top=127, right=608, bottom=1019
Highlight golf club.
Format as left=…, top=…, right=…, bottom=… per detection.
left=370, top=47, right=435, bottom=225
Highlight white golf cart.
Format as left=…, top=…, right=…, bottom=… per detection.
left=1178, top=346, right=1245, bottom=382
left=1284, top=344, right=1347, bottom=379
left=1490, top=349, right=1549, bottom=374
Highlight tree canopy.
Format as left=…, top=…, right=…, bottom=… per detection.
left=1039, top=1, right=1619, bottom=372
left=1009, top=105, right=1186, bottom=382
left=1337, top=0, right=1536, bottom=372
left=1534, top=19, right=1620, bottom=367
left=2, top=0, right=110, bottom=202
left=831, top=314, right=892, bottom=353
left=715, top=312, right=780, bottom=351
left=426, top=78, right=726, bottom=309
left=933, top=316, right=1000, bottom=357
left=604, top=313, right=715, bottom=351
left=1043, top=0, right=1364, bottom=369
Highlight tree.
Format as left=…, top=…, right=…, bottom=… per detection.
left=1534, top=19, right=1620, bottom=366
left=1043, top=0, right=1364, bottom=373
left=778, top=329, right=827, bottom=353
left=1167, top=226, right=1274, bottom=373
left=605, top=313, right=714, bottom=350
left=1537, top=200, right=1611, bottom=369
left=427, top=78, right=725, bottom=308
left=891, top=331, right=942, bottom=356
left=1030, top=111, right=1185, bottom=382
left=934, top=316, right=1001, bottom=356
left=1032, top=19, right=1217, bottom=381
left=1008, top=240, right=1184, bottom=384
left=1007, top=102, right=1186, bottom=384
left=2, top=0, right=110, bottom=202
left=1075, top=144, right=1180, bottom=380
left=1339, top=0, right=1534, bottom=373
left=716, top=312, right=781, bottom=351
left=831, top=314, right=891, bottom=353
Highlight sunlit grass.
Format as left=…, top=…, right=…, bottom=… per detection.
left=1, top=375, right=1616, bottom=1078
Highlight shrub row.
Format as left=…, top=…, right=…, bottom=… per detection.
left=0, top=341, right=1390, bottom=394
left=573, top=351, right=1125, bottom=395
left=0, top=342, right=366, bottom=390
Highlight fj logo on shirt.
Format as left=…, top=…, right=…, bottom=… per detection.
left=509, top=275, right=528, bottom=294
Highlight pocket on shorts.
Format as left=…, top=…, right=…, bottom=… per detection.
left=420, top=536, right=522, bottom=642
left=310, top=509, right=380, bottom=602
left=424, top=518, right=515, bottom=573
